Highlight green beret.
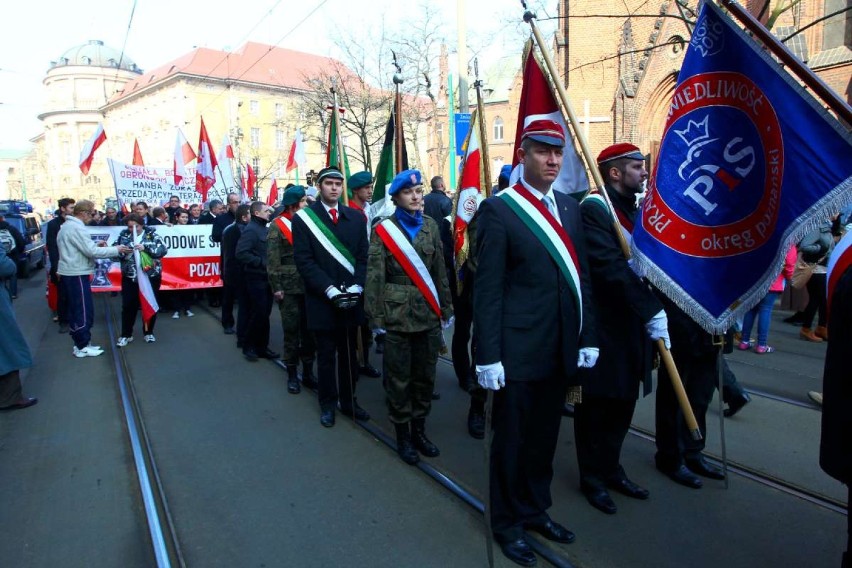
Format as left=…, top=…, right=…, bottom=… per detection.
left=280, top=185, right=306, bottom=207
left=348, top=171, right=373, bottom=190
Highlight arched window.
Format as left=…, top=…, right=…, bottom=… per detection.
left=493, top=117, right=504, bottom=142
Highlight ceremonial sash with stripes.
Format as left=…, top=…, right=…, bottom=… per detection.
left=375, top=219, right=442, bottom=319
left=584, top=192, right=634, bottom=246
left=295, top=207, right=355, bottom=275
left=827, top=231, right=852, bottom=322
left=499, top=186, right=583, bottom=330
left=273, top=215, right=293, bottom=245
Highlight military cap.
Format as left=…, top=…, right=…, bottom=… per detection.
left=316, top=166, right=344, bottom=184
left=280, top=185, right=306, bottom=207
left=389, top=169, right=423, bottom=196
left=597, top=143, right=644, bottom=165
left=521, top=119, right=565, bottom=147
left=348, top=171, right=373, bottom=190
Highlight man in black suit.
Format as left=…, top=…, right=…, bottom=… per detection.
left=475, top=120, right=598, bottom=567
left=46, top=197, right=75, bottom=332
left=293, top=167, right=370, bottom=428
left=211, top=193, right=241, bottom=311
left=423, top=175, right=452, bottom=222
left=222, top=204, right=250, bottom=341
left=133, top=201, right=156, bottom=226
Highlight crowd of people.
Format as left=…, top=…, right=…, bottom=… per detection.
left=1, top=122, right=849, bottom=567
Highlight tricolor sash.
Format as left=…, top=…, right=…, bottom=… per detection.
left=295, top=207, right=355, bottom=275
left=499, top=186, right=583, bottom=330
left=273, top=215, right=293, bottom=245
left=376, top=219, right=442, bottom=319
left=827, top=231, right=852, bottom=321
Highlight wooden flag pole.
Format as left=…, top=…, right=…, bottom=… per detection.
left=474, top=59, right=493, bottom=198
left=524, top=9, right=702, bottom=441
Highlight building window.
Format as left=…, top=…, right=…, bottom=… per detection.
left=436, top=122, right=444, bottom=141
left=275, top=103, right=284, bottom=119
left=252, top=158, right=260, bottom=174
left=278, top=160, right=286, bottom=177
left=61, top=141, right=71, bottom=163
left=276, top=129, right=285, bottom=150
left=823, top=0, right=852, bottom=50
left=493, top=117, right=504, bottom=142
left=250, top=127, right=260, bottom=148
left=250, top=100, right=260, bottom=115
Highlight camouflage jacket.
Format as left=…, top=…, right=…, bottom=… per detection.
left=112, top=226, right=168, bottom=281
left=267, top=216, right=304, bottom=295
left=365, top=214, right=453, bottom=333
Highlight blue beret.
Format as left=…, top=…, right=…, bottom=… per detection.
left=348, top=171, right=373, bottom=190
left=498, top=164, right=513, bottom=181
left=280, top=185, right=306, bottom=207
left=389, top=169, right=423, bottom=196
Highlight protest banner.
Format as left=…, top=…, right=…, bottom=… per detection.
left=107, top=160, right=235, bottom=209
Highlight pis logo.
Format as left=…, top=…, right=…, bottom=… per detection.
left=643, top=71, right=784, bottom=258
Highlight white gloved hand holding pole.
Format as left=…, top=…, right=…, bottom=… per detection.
left=645, top=310, right=671, bottom=350
left=577, top=347, right=600, bottom=368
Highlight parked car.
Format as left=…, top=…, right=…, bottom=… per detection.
left=0, top=200, right=45, bottom=277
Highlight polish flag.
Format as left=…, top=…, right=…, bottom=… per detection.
left=133, top=229, right=159, bottom=326
left=196, top=118, right=219, bottom=201
left=267, top=179, right=279, bottom=206
left=132, top=139, right=145, bottom=166
left=452, top=111, right=485, bottom=279
left=246, top=162, right=257, bottom=201
left=79, top=123, right=107, bottom=175
left=286, top=129, right=305, bottom=173
left=218, top=134, right=234, bottom=162
left=173, top=129, right=196, bottom=185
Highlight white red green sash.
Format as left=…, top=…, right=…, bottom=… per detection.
left=827, top=231, right=852, bottom=321
left=295, top=207, right=355, bottom=275
left=499, top=186, right=583, bottom=329
left=273, top=215, right=293, bottom=245
left=584, top=192, right=634, bottom=246
left=375, top=219, right=442, bottom=319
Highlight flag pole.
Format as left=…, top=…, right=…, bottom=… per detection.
left=719, top=0, right=851, bottom=125
left=524, top=7, right=703, bottom=441
left=473, top=58, right=493, bottom=199
left=331, top=87, right=349, bottom=206
left=392, top=52, right=405, bottom=175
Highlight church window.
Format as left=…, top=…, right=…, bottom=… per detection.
left=493, top=117, right=504, bottom=142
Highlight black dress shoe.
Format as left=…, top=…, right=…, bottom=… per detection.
left=525, top=519, right=576, bottom=544
left=339, top=404, right=370, bottom=421
left=467, top=409, right=485, bottom=439
left=287, top=379, right=301, bottom=394
left=582, top=486, right=617, bottom=514
left=431, top=391, right=441, bottom=400
left=724, top=391, right=751, bottom=417
left=242, top=348, right=259, bottom=362
left=259, top=349, right=280, bottom=359
left=320, top=409, right=335, bottom=427
left=658, top=464, right=703, bottom=489
left=498, top=538, right=537, bottom=566
left=223, top=326, right=236, bottom=335
left=359, top=364, right=381, bottom=378
left=301, top=374, right=318, bottom=390
left=606, top=477, right=649, bottom=500
left=0, top=397, right=38, bottom=411
left=561, top=403, right=575, bottom=417
left=685, top=456, right=725, bottom=480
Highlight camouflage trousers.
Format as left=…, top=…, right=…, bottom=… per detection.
left=278, top=293, right=316, bottom=367
left=384, top=327, right=442, bottom=424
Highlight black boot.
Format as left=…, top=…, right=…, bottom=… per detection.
left=467, top=407, right=485, bottom=439
left=411, top=418, right=440, bottom=457
left=394, top=423, right=419, bottom=465
left=301, top=360, right=318, bottom=390
left=286, top=365, right=300, bottom=394
left=375, top=333, right=385, bottom=354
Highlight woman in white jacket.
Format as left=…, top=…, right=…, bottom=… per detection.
left=56, top=200, right=131, bottom=358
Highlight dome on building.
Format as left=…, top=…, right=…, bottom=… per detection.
left=50, top=40, right=142, bottom=74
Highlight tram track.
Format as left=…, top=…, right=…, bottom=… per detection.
left=102, top=297, right=185, bottom=568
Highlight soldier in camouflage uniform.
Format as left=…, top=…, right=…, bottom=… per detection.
left=365, top=169, right=453, bottom=465
left=268, top=186, right=317, bottom=394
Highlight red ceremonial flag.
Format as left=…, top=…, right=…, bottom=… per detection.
left=195, top=118, right=219, bottom=201
left=267, top=179, right=279, bottom=206
left=79, top=123, right=107, bottom=175
left=452, top=110, right=485, bottom=275
left=173, top=129, right=196, bottom=185
left=286, top=129, right=305, bottom=173
left=246, top=162, right=257, bottom=200
left=132, top=139, right=145, bottom=166
left=511, top=41, right=589, bottom=198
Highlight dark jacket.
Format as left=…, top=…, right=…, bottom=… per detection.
left=212, top=210, right=236, bottom=244
left=198, top=212, right=216, bottom=225
left=46, top=215, right=65, bottom=278
left=579, top=187, right=661, bottom=399
left=221, top=221, right=246, bottom=285
left=292, top=201, right=368, bottom=331
left=0, top=221, right=26, bottom=260
left=423, top=190, right=452, bottom=224
left=474, top=186, right=597, bottom=382
left=235, top=216, right=270, bottom=278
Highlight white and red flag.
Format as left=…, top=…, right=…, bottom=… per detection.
left=245, top=162, right=257, bottom=201
left=79, top=123, right=107, bottom=175
left=133, top=229, right=159, bottom=326
left=218, top=133, right=235, bottom=161
left=173, top=129, right=196, bottom=186
left=452, top=110, right=486, bottom=277
left=286, top=129, right=306, bottom=173
left=132, top=138, right=145, bottom=166
left=511, top=42, right=589, bottom=198
left=267, top=179, right=279, bottom=206
left=195, top=118, right=218, bottom=202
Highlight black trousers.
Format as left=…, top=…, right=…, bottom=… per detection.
left=314, top=327, right=359, bottom=412
left=221, top=282, right=236, bottom=329
left=451, top=279, right=476, bottom=389
left=490, top=376, right=565, bottom=541
left=56, top=275, right=69, bottom=325
left=235, top=280, right=250, bottom=343
left=121, top=276, right=160, bottom=337
left=803, top=273, right=827, bottom=328
left=243, top=277, right=273, bottom=352
left=574, top=395, right=637, bottom=488
left=655, top=348, right=718, bottom=469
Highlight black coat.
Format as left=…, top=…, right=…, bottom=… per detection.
left=820, top=266, right=852, bottom=483
left=292, top=201, right=368, bottom=331
left=235, top=217, right=269, bottom=278
left=579, top=187, right=661, bottom=399
left=221, top=221, right=246, bottom=284
left=45, top=216, right=65, bottom=275
left=198, top=212, right=216, bottom=225
left=423, top=190, right=452, bottom=223
left=212, top=211, right=236, bottom=244
left=474, top=188, right=597, bottom=382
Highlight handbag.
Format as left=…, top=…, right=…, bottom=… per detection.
left=791, top=252, right=822, bottom=289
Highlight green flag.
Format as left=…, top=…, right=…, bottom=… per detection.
left=371, top=101, right=408, bottom=216
left=326, top=109, right=351, bottom=178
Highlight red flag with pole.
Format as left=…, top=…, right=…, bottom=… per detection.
left=195, top=118, right=218, bottom=201
left=132, top=139, right=145, bottom=166
left=246, top=162, right=257, bottom=200
left=267, top=179, right=278, bottom=206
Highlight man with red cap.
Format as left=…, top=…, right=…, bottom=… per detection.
left=573, top=143, right=669, bottom=514
left=475, top=119, right=598, bottom=566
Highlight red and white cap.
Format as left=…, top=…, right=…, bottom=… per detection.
left=597, top=143, right=644, bottom=164
left=521, top=119, right=566, bottom=147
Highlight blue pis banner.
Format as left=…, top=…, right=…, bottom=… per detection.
left=632, top=0, right=852, bottom=333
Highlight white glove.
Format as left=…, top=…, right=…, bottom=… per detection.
left=577, top=347, right=600, bottom=368
left=476, top=362, right=505, bottom=391
left=345, top=284, right=363, bottom=295
left=441, top=316, right=455, bottom=330
left=645, top=310, right=671, bottom=350
left=325, top=286, right=342, bottom=300
left=372, top=328, right=386, bottom=335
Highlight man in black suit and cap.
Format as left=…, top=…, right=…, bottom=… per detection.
left=475, top=119, right=598, bottom=567
left=293, top=166, right=370, bottom=428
